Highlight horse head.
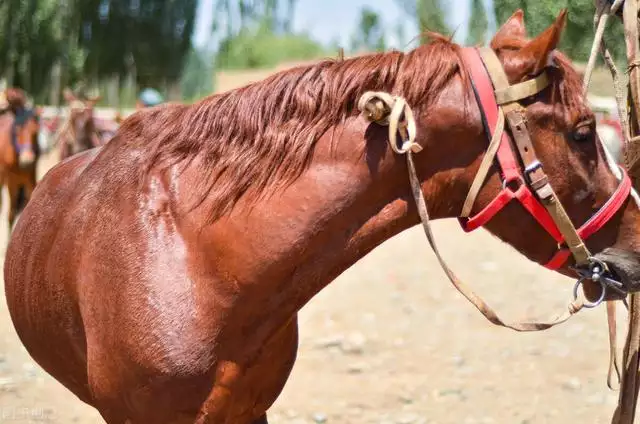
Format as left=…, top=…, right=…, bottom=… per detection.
left=62, top=87, right=101, bottom=155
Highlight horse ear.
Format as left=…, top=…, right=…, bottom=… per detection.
left=491, top=9, right=526, bottom=44
left=518, top=9, right=567, bottom=75
left=63, top=88, right=76, bottom=103
left=87, top=95, right=102, bottom=107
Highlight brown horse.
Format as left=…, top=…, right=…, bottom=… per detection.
left=5, top=10, right=640, bottom=424
left=0, top=88, right=40, bottom=232
left=56, top=88, right=103, bottom=161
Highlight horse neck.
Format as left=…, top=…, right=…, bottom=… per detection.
left=191, top=72, right=479, bottom=308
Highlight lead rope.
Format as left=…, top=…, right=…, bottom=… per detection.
left=583, top=1, right=640, bottom=421
left=357, top=91, right=585, bottom=332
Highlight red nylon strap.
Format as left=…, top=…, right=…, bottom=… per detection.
left=459, top=48, right=520, bottom=182
left=577, top=166, right=631, bottom=240
left=458, top=47, right=564, bottom=242
left=460, top=183, right=564, bottom=243
left=544, top=167, right=632, bottom=270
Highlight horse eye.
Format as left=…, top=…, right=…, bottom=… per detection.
left=572, top=122, right=594, bottom=143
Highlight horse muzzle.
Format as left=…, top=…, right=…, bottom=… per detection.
left=18, top=149, right=35, bottom=167
left=579, top=248, right=640, bottom=303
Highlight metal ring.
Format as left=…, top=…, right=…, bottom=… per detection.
left=501, top=176, right=523, bottom=191
left=573, top=277, right=606, bottom=309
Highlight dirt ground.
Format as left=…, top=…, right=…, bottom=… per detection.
left=0, top=149, right=629, bottom=424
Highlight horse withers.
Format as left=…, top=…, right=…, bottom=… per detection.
left=5, top=9, right=640, bottom=424
left=0, top=87, right=40, bottom=232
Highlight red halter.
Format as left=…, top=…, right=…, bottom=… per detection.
left=457, top=47, right=632, bottom=271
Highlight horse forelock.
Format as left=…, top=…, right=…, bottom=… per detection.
left=120, top=34, right=470, bottom=222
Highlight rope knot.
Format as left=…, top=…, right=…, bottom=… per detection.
left=357, top=91, right=422, bottom=154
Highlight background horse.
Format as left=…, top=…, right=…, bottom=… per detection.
left=5, top=9, right=640, bottom=424
left=56, top=88, right=105, bottom=161
left=0, top=88, right=40, bottom=232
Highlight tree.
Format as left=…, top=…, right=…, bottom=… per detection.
left=395, top=0, right=450, bottom=43
left=212, top=0, right=329, bottom=70
left=180, top=47, right=214, bottom=102
left=0, top=0, right=198, bottom=103
left=466, top=0, right=488, bottom=46
left=215, top=25, right=329, bottom=70
left=350, top=7, right=386, bottom=53
left=212, top=0, right=299, bottom=37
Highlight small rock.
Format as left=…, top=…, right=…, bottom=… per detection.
left=396, top=413, right=419, bottom=423
left=451, top=355, right=465, bottom=367
left=479, top=261, right=498, bottom=272
left=586, top=393, right=607, bottom=405
left=346, top=362, right=367, bottom=374
left=314, top=335, right=344, bottom=349
left=340, top=333, right=367, bottom=355
left=398, top=394, right=414, bottom=404
left=312, top=412, right=328, bottom=423
left=285, top=409, right=298, bottom=419
left=393, top=338, right=405, bottom=347
left=22, top=362, right=37, bottom=378
left=402, top=305, right=416, bottom=315
left=561, top=377, right=581, bottom=391
left=0, top=377, right=14, bottom=389
left=528, top=348, right=542, bottom=357
left=433, top=388, right=466, bottom=401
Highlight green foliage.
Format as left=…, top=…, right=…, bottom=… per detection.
left=418, top=0, right=450, bottom=35
left=350, top=7, right=386, bottom=53
left=466, top=0, right=488, bottom=46
left=78, top=0, right=197, bottom=87
left=493, top=1, right=625, bottom=63
left=212, top=0, right=298, bottom=38
left=180, top=47, right=214, bottom=101
left=216, top=24, right=329, bottom=70
left=395, top=0, right=450, bottom=43
left=1, top=0, right=197, bottom=103
left=211, top=0, right=328, bottom=71
left=0, top=0, right=79, bottom=101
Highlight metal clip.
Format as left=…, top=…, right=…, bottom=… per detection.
left=571, top=257, right=628, bottom=308
left=573, top=276, right=606, bottom=308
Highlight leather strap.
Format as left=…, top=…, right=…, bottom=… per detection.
left=495, top=72, right=550, bottom=105
left=460, top=108, right=504, bottom=218
left=544, top=168, right=632, bottom=269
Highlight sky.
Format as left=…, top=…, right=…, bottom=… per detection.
left=192, top=0, right=498, bottom=51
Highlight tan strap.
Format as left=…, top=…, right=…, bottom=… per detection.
left=609, top=1, right=640, bottom=422
left=612, top=294, right=640, bottom=424
left=461, top=108, right=505, bottom=217
left=608, top=300, right=622, bottom=391
left=358, top=92, right=586, bottom=332
left=495, top=72, right=550, bottom=105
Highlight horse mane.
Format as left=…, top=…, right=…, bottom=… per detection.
left=120, top=33, right=470, bottom=221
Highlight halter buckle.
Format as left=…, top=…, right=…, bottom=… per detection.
left=524, top=160, right=542, bottom=175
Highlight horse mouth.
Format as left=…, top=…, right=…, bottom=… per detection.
left=18, top=150, right=35, bottom=167
left=588, top=247, right=640, bottom=301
